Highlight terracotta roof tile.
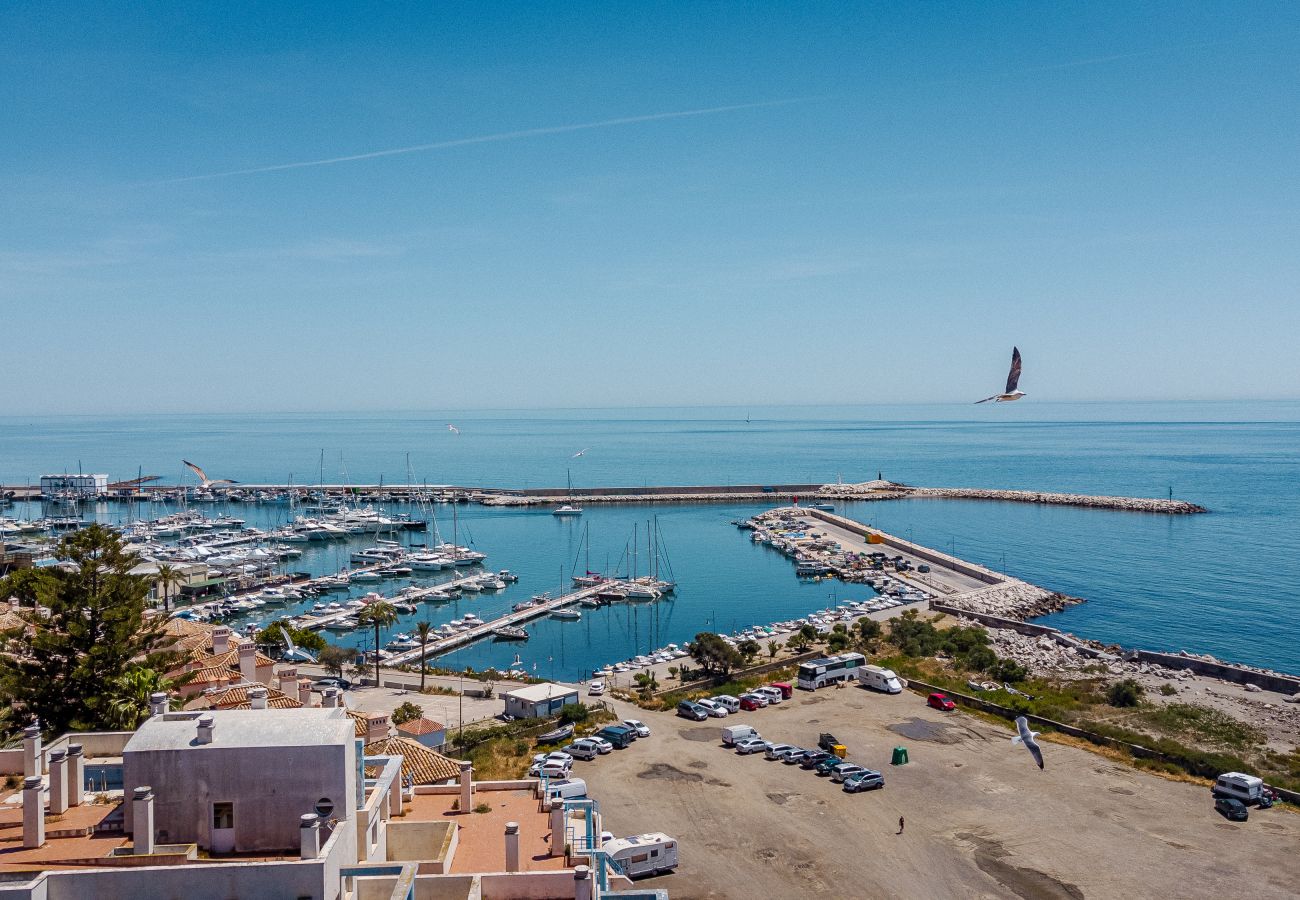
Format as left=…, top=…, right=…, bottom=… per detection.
left=396, top=716, right=445, bottom=736
left=364, top=736, right=460, bottom=784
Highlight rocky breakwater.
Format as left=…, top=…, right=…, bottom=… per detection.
left=940, top=580, right=1083, bottom=619
left=815, top=481, right=1206, bottom=514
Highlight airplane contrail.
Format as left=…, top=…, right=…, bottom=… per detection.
left=151, top=98, right=806, bottom=185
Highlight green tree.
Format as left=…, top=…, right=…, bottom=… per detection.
left=152, top=562, right=179, bottom=613
left=106, top=667, right=174, bottom=730
left=256, top=624, right=327, bottom=653
left=959, top=645, right=998, bottom=673
left=1107, top=678, right=1144, bottom=708
left=558, top=702, right=590, bottom=724
left=787, top=633, right=810, bottom=654
left=392, top=700, right=424, bottom=726
left=689, top=632, right=744, bottom=677
left=357, top=601, right=398, bottom=687
left=415, top=622, right=433, bottom=692
left=633, top=671, right=659, bottom=698
left=318, top=644, right=353, bottom=678
left=0, top=568, right=56, bottom=606
left=990, top=658, right=1029, bottom=683
left=799, top=624, right=819, bottom=645
left=826, top=631, right=850, bottom=653
left=767, top=640, right=780, bottom=660
left=0, top=525, right=168, bottom=735
left=737, top=639, right=761, bottom=664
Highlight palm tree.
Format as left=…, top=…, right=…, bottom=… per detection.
left=415, top=621, right=432, bottom=692
left=357, top=601, right=398, bottom=688
left=153, top=562, right=178, bottom=613
left=106, top=667, right=173, bottom=730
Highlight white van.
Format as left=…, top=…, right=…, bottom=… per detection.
left=859, top=665, right=903, bottom=694
left=1212, top=772, right=1264, bottom=804
left=545, top=778, right=588, bottom=801
left=721, top=724, right=760, bottom=746
left=603, top=832, right=678, bottom=878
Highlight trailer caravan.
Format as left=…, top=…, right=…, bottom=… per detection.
left=858, top=665, right=904, bottom=694
left=604, top=832, right=679, bottom=878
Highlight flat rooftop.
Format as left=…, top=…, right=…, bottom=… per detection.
left=0, top=802, right=128, bottom=872
left=124, top=707, right=353, bottom=752
left=404, top=790, right=566, bottom=874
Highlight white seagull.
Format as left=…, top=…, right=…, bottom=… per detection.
left=975, top=346, right=1026, bottom=403
left=182, top=460, right=236, bottom=488
left=446, top=424, right=460, bottom=435
left=1012, top=716, right=1044, bottom=769
left=572, top=448, right=589, bottom=458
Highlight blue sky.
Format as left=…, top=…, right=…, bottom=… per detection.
left=2, top=2, right=1297, bottom=413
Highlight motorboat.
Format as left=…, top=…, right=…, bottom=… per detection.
left=551, top=504, right=582, bottom=517
left=549, top=608, right=581, bottom=621
left=512, top=600, right=536, bottom=612
left=498, top=570, right=519, bottom=583
left=492, top=625, right=529, bottom=641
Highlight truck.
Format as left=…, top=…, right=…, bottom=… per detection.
left=721, top=724, right=760, bottom=747
left=603, top=832, right=679, bottom=878
left=595, top=724, right=637, bottom=749
left=858, top=665, right=904, bottom=694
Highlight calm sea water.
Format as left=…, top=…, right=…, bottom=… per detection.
left=2, top=402, right=1297, bottom=673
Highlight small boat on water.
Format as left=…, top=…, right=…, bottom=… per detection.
left=512, top=600, right=536, bottom=612
left=498, top=570, right=519, bottom=583
left=536, top=722, right=575, bottom=743
left=549, top=608, right=581, bottom=621
left=492, top=625, right=529, bottom=641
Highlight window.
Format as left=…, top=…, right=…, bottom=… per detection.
left=314, top=797, right=335, bottom=818
left=213, top=802, right=234, bottom=830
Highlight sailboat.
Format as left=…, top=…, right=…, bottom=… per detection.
left=552, top=468, right=583, bottom=516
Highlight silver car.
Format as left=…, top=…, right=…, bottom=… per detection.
left=764, top=743, right=798, bottom=761
left=734, top=737, right=770, bottom=755
left=830, top=763, right=867, bottom=783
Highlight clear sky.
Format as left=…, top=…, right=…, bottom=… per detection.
left=2, top=2, right=1297, bottom=413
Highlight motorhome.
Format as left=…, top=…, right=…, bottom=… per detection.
left=603, top=832, right=679, bottom=878
left=858, top=665, right=904, bottom=694
left=1212, top=772, right=1264, bottom=804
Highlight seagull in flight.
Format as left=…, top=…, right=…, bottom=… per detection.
left=975, top=347, right=1026, bottom=403
left=1012, top=716, right=1044, bottom=769
left=182, top=460, right=236, bottom=488
left=572, top=448, right=589, bottom=458
left=446, top=424, right=460, bottom=435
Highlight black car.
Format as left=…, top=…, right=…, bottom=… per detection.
left=800, top=750, right=834, bottom=769
left=1215, top=797, right=1248, bottom=821
left=311, top=677, right=352, bottom=692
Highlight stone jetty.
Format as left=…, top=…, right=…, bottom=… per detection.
left=814, top=481, right=1207, bottom=514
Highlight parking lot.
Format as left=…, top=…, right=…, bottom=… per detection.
left=581, top=687, right=1299, bottom=900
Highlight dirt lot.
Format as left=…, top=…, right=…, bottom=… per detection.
left=581, top=690, right=1298, bottom=900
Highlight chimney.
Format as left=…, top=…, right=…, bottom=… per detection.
left=211, top=625, right=231, bottom=654
left=48, top=749, right=68, bottom=816
left=573, top=865, right=593, bottom=900
left=196, top=715, right=215, bottom=745
left=67, top=744, right=85, bottom=806
left=322, top=688, right=339, bottom=709
left=298, top=679, right=314, bottom=707
left=132, top=786, right=155, bottom=855
left=238, top=642, right=258, bottom=683
left=248, top=686, right=268, bottom=710
left=22, top=723, right=41, bottom=778
left=549, top=799, right=566, bottom=856
left=277, top=665, right=298, bottom=694
left=22, top=776, right=44, bottom=849
left=299, top=813, right=321, bottom=859
left=504, top=821, right=520, bottom=872
left=458, top=760, right=473, bottom=813
left=366, top=713, right=389, bottom=742
left=149, top=692, right=168, bottom=717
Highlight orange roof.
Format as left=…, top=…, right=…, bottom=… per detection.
left=396, top=716, right=445, bottom=736
left=185, top=684, right=303, bottom=711
left=364, top=736, right=460, bottom=784
left=347, top=709, right=370, bottom=738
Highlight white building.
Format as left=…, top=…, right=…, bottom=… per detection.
left=501, top=682, right=581, bottom=720
left=39, top=473, right=108, bottom=498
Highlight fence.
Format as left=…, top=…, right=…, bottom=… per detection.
left=904, top=678, right=1299, bottom=805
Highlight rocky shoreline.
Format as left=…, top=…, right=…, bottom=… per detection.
left=815, top=481, right=1207, bottom=514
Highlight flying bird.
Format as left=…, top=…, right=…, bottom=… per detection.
left=447, top=424, right=460, bottom=435
left=572, top=448, right=589, bottom=458
left=975, top=346, right=1026, bottom=404
left=1012, top=716, right=1044, bottom=769
left=182, top=460, right=236, bottom=488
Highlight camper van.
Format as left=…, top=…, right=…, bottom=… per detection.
left=1212, top=772, right=1264, bottom=805
left=858, top=665, right=904, bottom=694
left=720, top=724, right=760, bottom=747
left=603, top=832, right=679, bottom=878
left=544, top=778, right=588, bottom=801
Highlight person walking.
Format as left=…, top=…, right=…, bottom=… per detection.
left=897, top=816, right=905, bottom=835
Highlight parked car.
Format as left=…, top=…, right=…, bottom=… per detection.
left=721, top=724, right=760, bottom=747
left=595, top=725, right=637, bottom=748
left=311, top=677, right=352, bottom=692
left=830, top=764, right=868, bottom=783
left=695, top=698, right=729, bottom=718
left=1215, top=797, right=1249, bottom=821
left=739, top=693, right=768, bottom=709
left=1212, top=772, right=1264, bottom=805
left=842, top=770, right=885, bottom=792
left=545, top=778, right=588, bottom=800
left=623, top=719, right=651, bottom=738
left=764, top=743, right=799, bottom=761
left=676, top=700, right=709, bottom=721
left=531, top=760, right=572, bottom=778
left=587, top=680, right=606, bottom=696
left=800, top=750, right=834, bottom=770
left=589, top=737, right=614, bottom=755
left=734, top=737, right=770, bottom=755
left=767, top=682, right=793, bottom=700
left=712, top=694, right=741, bottom=713
left=814, top=757, right=847, bottom=776
left=927, top=692, right=956, bottom=711
left=564, top=740, right=600, bottom=761
left=753, top=686, right=784, bottom=704
left=780, top=747, right=809, bottom=764
left=532, top=751, right=573, bottom=766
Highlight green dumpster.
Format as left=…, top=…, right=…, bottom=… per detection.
left=891, top=746, right=909, bottom=766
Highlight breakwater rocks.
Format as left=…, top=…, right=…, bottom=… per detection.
left=940, top=581, right=1084, bottom=620
left=815, top=482, right=1207, bottom=514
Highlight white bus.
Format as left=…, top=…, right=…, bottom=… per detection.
left=796, top=652, right=866, bottom=690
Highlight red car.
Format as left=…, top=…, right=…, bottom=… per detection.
left=739, top=696, right=762, bottom=711
left=927, top=692, right=956, bottom=711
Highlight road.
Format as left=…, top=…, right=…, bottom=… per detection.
left=579, top=689, right=1298, bottom=899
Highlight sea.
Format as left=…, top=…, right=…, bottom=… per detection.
left=1, top=401, right=1297, bottom=676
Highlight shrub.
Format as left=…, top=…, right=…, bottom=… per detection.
left=558, top=702, right=590, bottom=724
left=392, top=701, right=424, bottom=725
left=958, top=645, right=997, bottom=672
left=1107, top=679, right=1144, bottom=708
left=990, top=659, right=1029, bottom=684
left=1158, top=683, right=1177, bottom=696
left=473, top=802, right=492, bottom=814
